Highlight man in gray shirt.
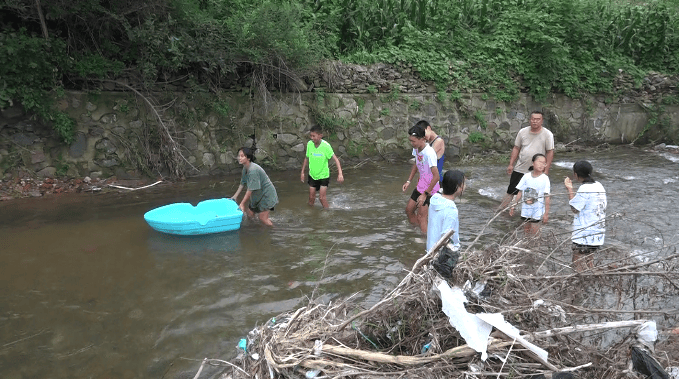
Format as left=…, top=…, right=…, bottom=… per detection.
left=500, top=111, right=554, bottom=212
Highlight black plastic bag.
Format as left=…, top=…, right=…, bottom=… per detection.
left=432, top=245, right=459, bottom=279
left=631, top=346, right=669, bottom=379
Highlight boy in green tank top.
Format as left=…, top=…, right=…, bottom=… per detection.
left=300, top=125, right=344, bottom=208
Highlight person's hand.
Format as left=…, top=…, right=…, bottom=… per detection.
left=417, top=193, right=426, bottom=207
left=337, top=173, right=344, bottom=184
left=238, top=202, right=246, bottom=213
left=509, top=206, right=515, bottom=216
left=402, top=181, right=410, bottom=192
left=300, top=172, right=305, bottom=183
left=564, top=177, right=573, bottom=190
left=543, top=213, right=549, bottom=223
left=506, top=164, right=514, bottom=175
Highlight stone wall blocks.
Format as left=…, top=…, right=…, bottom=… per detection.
left=100, top=158, right=119, bottom=168
left=36, top=167, right=56, bottom=178
left=202, top=153, right=215, bottom=167
left=100, top=114, right=117, bottom=124
left=86, top=102, right=97, bottom=112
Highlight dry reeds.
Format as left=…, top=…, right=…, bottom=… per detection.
left=198, top=225, right=679, bottom=379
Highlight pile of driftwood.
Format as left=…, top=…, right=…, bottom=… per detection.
left=196, top=228, right=679, bottom=379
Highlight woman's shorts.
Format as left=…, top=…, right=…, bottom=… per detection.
left=410, top=188, right=432, bottom=206
left=572, top=243, right=599, bottom=255
left=249, top=205, right=275, bottom=213
left=521, top=216, right=541, bottom=223
left=308, top=176, right=330, bottom=191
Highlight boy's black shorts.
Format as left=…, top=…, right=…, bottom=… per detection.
left=410, top=188, right=432, bottom=206
left=308, top=176, right=330, bottom=191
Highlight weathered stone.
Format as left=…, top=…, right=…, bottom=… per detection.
left=12, top=133, right=36, bottom=146
left=31, top=151, right=46, bottom=164
left=291, top=143, right=305, bottom=152
left=95, top=138, right=117, bottom=154
left=129, top=120, right=143, bottom=129
left=69, top=133, right=87, bottom=158
left=36, top=167, right=56, bottom=178
left=89, top=127, right=105, bottom=136
left=90, top=171, right=103, bottom=179
left=71, top=97, right=81, bottom=109
left=499, top=121, right=510, bottom=130
left=100, top=158, right=119, bottom=168
left=100, top=114, right=117, bottom=124
left=381, top=127, right=396, bottom=140
left=202, top=153, right=215, bottom=167
left=183, top=132, right=198, bottom=150
left=277, top=133, right=298, bottom=145
left=86, top=102, right=97, bottom=112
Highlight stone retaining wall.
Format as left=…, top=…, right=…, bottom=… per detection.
left=1, top=90, right=677, bottom=180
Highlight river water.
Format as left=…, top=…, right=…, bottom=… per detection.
left=1, top=146, right=677, bottom=378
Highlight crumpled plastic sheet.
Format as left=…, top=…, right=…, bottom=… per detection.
left=435, top=280, right=549, bottom=363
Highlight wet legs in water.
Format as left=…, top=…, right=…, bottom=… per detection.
left=405, top=199, right=428, bottom=234
left=308, top=186, right=330, bottom=208
left=499, top=193, right=517, bottom=213
left=245, top=207, right=273, bottom=227
left=572, top=252, right=594, bottom=272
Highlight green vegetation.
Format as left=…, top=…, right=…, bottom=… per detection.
left=1, top=0, right=679, bottom=146
left=468, top=131, right=486, bottom=143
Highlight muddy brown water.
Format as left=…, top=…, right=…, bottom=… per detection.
left=1, top=146, right=678, bottom=378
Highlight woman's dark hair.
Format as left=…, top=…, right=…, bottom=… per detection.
left=441, top=170, right=465, bottom=195
left=573, top=160, right=595, bottom=183
left=528, top=153, right=546, bottom=171
left=239, top=147, right=256, bottom=163
left=408, top=124, right=426, bottom=139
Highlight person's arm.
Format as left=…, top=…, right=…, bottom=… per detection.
left=239, top=190, right=252, bottom=212
left=433, top=138, right=445, bottom=159
left=418, top=166, right=440, bottom=206
left=425, top=166, right=439, bottom=195
left=231, top=184, right=244, bottom=200
left=331, top=154, right=344, bottom=183
left=564, top=177, right=579, bottom=214
left=543, top=194, right=550, bottom=223
left=510, top=190, right=521, bottom=216
left=402, top=164, right=418, bottom=192
left=300, top=157, right=308, bottom=182
left=545, top=149, right=554, bottom=175
left=507, top=145, right=520, bottom=175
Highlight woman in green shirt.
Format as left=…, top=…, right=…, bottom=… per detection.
left=231, top=147, right=279, bottom=226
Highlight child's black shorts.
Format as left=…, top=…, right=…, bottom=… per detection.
left=308, top=176, right=330, bottom=191
left=410, top=188, right=432, bottom=206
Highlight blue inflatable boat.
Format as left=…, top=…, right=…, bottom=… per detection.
left=144, top=198, right=243, bottom=235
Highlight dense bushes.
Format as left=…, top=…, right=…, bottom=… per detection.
left=1, top=0, right=679, bottom=141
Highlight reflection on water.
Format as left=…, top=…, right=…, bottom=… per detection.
left=0, top=146, right=678, bottom=378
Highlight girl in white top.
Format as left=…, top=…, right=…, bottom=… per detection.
left=564, top=160, right=607, bottom=271
left=510, top=153, right=551, bottom=237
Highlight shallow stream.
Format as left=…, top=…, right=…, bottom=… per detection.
left=1, top=146, right=678, bottom=378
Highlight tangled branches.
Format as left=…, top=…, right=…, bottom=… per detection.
left=197, top=227, right=679, bottom=379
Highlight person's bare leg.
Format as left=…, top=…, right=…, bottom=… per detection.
left=405, top=199, right=419, bottom=227
left=258, top=210, right=273, bottom=226
left=308, top=187, right=317, bottom=206
left=319, top=186, right=329, bottom=208
left=499, top=193, right=516, bottom=212
left=572, top=252, right=585, bottom=272
left=418, top=205, right=429, bottom=234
